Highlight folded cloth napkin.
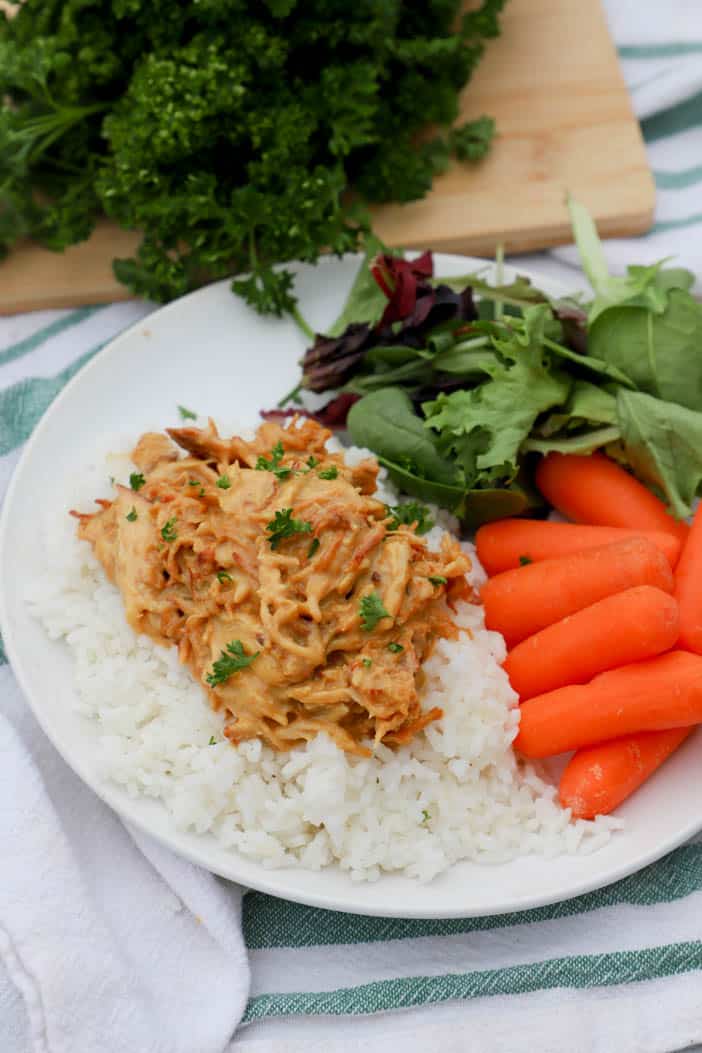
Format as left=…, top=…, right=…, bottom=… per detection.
left=2, top=2, right=702, bottom=1051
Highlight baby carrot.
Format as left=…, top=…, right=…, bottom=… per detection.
left=475, top=520, right=681, bottom=576
left=535, top=452, right=688, bottom=542
left=515, top=650, right=702, bottom=758
left=503, top=586, right=679, bottom=701
left=559, top=728, right=692, bottom=819
left=675, top=502, right=702, bottom=655
left=482, top=536, right=673, bottom=647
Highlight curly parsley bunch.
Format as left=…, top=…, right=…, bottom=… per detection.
left=0, top=0, right=504, bottom=314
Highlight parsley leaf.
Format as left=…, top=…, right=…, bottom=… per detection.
left=519, top=555, right=532, bottom=566
left=208, top=735, right=217, bottom=745
left=206, top=640, right=259, bottom=688
left=256, top=441, right=291, bottom=480
left=161, top=517, right=177, bottom=542
left=216, top=475, right=231, bottom=489
left=386, top=502, right=434, bottom=536
left=318, top=465, right=338, bottom=480
left=126, top=507, right=138, bottom=522
left=129, top=472, right=145, bottom=491
left=217, top=570, right=232, bottom=583
left=178, top=405, right=197, bottom=420
left=362, top=658, right=373, bottom=668
left=307, top=537, right=320, bottom=559
left=387, top=642, right=404, bottom=653
left=359, top=592, right=390, bottom=632
left=306, top=456, right=319, bottom=469
left=421, top=809, right=430, bottom=824
left=428, top=575, right=447, bottom=586
left=266, top=508, right=312, bottom=550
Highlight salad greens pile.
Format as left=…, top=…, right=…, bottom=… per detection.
left=285, top=200, right=702, bottom=526
left=0, top=0, right=504, bottom=315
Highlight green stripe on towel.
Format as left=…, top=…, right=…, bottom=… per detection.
left=243, top=843, right=702, bottom=950
left=642, top=91, right=702, bottom=143
left=243, top=940, right=702, bottom=1020
left=0, top=307, right=104, bottom=369
left=0, top=346, right=102, bottom=457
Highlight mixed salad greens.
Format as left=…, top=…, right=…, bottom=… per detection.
left=276, top=200, right=702, bottom=526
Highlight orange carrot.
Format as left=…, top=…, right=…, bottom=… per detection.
left=559, top=728, right=692, bottom=819
left=503, top=586, right=679, bottom=701
left=675, top=502, right=702, bottom=655
left=514, top=650, right=702, bottom=758
left=475, top=519, right=682, bottom=576
left=535, top=452, right=688, bottom=542
left=482, top=536, right=673, bottom=647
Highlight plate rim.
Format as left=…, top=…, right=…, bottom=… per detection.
left=2, top=253, right=700, bottom=919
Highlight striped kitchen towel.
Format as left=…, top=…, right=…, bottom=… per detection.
left=1, top=3, right=702, bottom=1051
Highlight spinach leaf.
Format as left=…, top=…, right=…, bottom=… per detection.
left=347, top=388, right=462, bottom=488
left=376, top=459, right=467, bottom=512
left=616, top=389, right=702, bottom=520
left=588, top=291, right=702, bottom=411
left=432, top=339, right=496, bottom=377
left=328, top=234, right=393, bottom=337
left=542, top=334, right=637, bottom=388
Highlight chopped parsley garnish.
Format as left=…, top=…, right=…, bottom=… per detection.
left=129, top=472, right=146, bottom=491
left=178, top=404, right=197, bottom=420
left=256, top=441, right=291, bottom=480
left=109, top=475, right=115, bottom=485
left=519, top=555, right=532, bottom=566
left=359, top=592, right=390, bottom=632
left=217, top=570, right=232, bottom=584
left=318, top=465, right=338, bottom=480
left=208, top=735, right=217, bottom=745
left=306, top=455, right=319, bottom=469
left=266, top=508, right=312, bottom=550
left=429, top=575, right=448, bottom=586
left=125, top=506, right=138, bottom=522
left=188, top=479, right=205, bottom=496
left=161, top=517, right=177, bottom=542
left=307, top=537, right=320, bottom=559
left=216, top=475, right=231, bottom=489
left=421, top=809, right=430, bottom=824
left=386, top=501, right=434, bottom=536
left=387, top=642, right=404, bottom=654
left=362, top=658, right=373, bottom=668
left=206, top=639, right=259, bottom=687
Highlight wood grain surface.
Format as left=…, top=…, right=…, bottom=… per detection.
left=0, top=0, right=654, bottom=315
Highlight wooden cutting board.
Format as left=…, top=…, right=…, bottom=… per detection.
left=0, top=0, right=654, bottom=315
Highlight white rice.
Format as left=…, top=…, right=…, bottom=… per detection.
left=27, top=432, right=621, bottom=882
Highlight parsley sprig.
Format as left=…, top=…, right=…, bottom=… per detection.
left=129, top=472, right=145, bottom=491
left=266, top=508, right=312, bottom=550
left=256, top=441, right=291, bottom=480
left=161, top=517, right=177, bottom=542
left=359, top=592, right=390, bottom=632
left=386, top=501, right=434, bottom=536
left=318, top=465, right=338, bottom=480
left=206, top=640, right=259, bottom=687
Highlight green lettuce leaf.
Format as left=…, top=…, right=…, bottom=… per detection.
left=616, top=388, right=702, bottom=519
left=423, top=310, right=570, bottom=483
left=568, top=196, right=694, bottom=323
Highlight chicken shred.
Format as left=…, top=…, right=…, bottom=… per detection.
left=73, top=419, right=473, bottom=755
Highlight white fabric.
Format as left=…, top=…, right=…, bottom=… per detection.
left=2, top=2, right=702, bottom=1052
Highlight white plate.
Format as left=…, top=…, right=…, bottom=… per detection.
left=1, top=254, right=700, bottom=918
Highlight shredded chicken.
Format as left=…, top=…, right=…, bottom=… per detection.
left=72, top=418, right=473, bottom=755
